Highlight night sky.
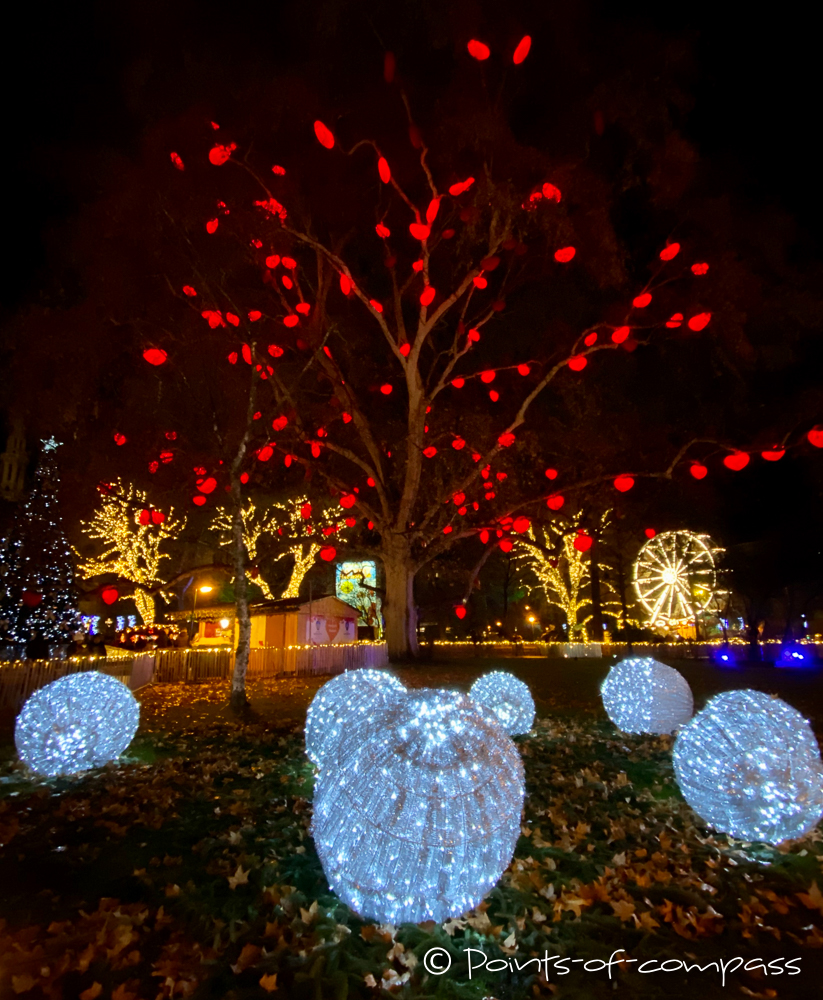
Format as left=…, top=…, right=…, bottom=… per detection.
left=2, top=1, right=820, bottom=314
left=1, top=0, right=821, bottom=560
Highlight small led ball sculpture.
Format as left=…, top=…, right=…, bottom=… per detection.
left=470, top=671, right=535, bottom=735
left=305, top=668, right=406, bottom=768
left=600, top=657, right=693, bottom=734
left=673, top=689, right=823, bottom=844
left=15, top=671, right=140, bottom=777
left=312, top=687, right=525, bottom=924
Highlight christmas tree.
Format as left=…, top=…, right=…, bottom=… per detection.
left=0, top=438, right=79, bottom=644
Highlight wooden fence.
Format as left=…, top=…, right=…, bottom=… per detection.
left=0, top=642, right=389, bottom=713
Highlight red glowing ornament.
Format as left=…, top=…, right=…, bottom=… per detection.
left=517, top=363, right=530, bottom=376
left=170, top=151, right=185, bottom=171
left=159, top=450, right=173, bottom=464
left=152, top=511, right=166, bottom=524
left=139, top=509, right=151, bottom=525
left=554, top=246, right=576, bottom=263
left=313, top=120, right=335, bottom=149
left=193, top=495, right=206, bottom=507
left=268, top=345, right=284, bottom=358
left=340, top=494, right=356, bottom=509
left=208, top=144, right=235, bottom=166
left=545, top=468, right=558, bottom=480
left=542, top=183, right=561, bottom=203
left=296, top=303, right=311, bottom=315
left=644, top=528, right=656, bottom=539
left=419, top=286, right=436, bottom=307
left=568, top=355, right=587, bottom=371
left=498, top=432, right=515, bottom=447
left=807, top=426, right=823, bottom=448
left=614, top=475, right=635, bottom=493
left=409, top=223, right=431, bottom=241
left=257, top=445, right=274, bottom=462
left=499, top=538, right=513, bottom=553
left=761, top=448, right=785, bottom=461
left=398, top=343, right=411, bottom=358
left=375, top=223, right=391, bottom=238
left=101, top=586, right=119, bottom=606
left=339, top=273, right=352, bottom=296
left=454, top=605, right=467, bottom=619
left=301, top=504, right=312, bottom=519
left=690, top=463, right=708, bottom=480
left=113, top=433, right=127, bottom=447
left=659, top=243, right=680, bottom=261
left=266, top=254, right=280, bottom=269
left=448, top=177, right=475, bottom=196
left=226, top=313, right=240, bottom=327
left=272, top=415, right=288, bottom=431
left=423, top=446, right=437, bottom=458
left=320, top=546, right=337, bottom=562
left=182, top=285, right=197, bottom=297
left=342, top=412, right=352, bottom=423
left=584, top=332, right=597, bottom=347
left=379, top=383, right=393, bottom=395
left=723, top=451, right=750, bottom=471
left=612, top=326, right=630, bottom=345
left=688, top=312, right=712, bottom=331
left=479, top=530, right=490, bottom=544
left=481, top=370, right=496, bottom=384
left=143, top=348, right=167, bottom=366
left=206, top=219, right=218, bottom=234
left=272, top=164, right=286, bottom=175
left=450, top=437, right=466, bottom=452
left=240, top=472, right=249, bottom=484
left=248, top=310, right=262, bottom=322
left=512, top=516, right=530, bottom=534
left=473, top=276, right=488, bottom=289
left=451, top=378, right=465, bottom=389
left=691, top=262, right=709, bottom=275
left=165, top=431, right=176, bottom=440
left=512, top=35, right=532, bottom=64
left=574, top=533, right=593, bottom=553
left=241, top=344, right=252, bottom=364
left=467, top=328, right=481, bottom=343
left=283, top=315, right=299, bottom=328
left=632, top=292, right=652, bottom=309
left=546, top=494, right=565, bottom=510
left=666, top=313, right=684, bottom=328
left=197, top=477, right=217, bottom=494
left=467, top=39, right=490, bottom=60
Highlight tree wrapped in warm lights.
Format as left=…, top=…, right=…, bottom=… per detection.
left=515, top=512, right=618, bottom=640
left=76, top=481, right=185, bottom=625
left=212, top=496, right=349, bottom=599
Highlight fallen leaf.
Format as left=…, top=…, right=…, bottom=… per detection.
left=79, top=984, right=103, bottom=1000
left=227, top=865, right=250, bottom=890
left=259, top=973, right=278, bottom=993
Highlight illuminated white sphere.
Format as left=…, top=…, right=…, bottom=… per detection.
left=600, top=657, right=693, bottom=734
left=312, top=687, right=524, bottom=924
left=470, top=671, right=535, bottom=735
left=305, top=669, right=406, bottom=768
left=673, top=690, right=823, bottom=844
left=15, top=672, right=140, bottom=777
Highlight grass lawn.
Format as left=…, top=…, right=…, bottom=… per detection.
left=1, top=655, right=823, bottom=999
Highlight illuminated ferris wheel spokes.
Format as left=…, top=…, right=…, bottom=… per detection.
left=633, top=530, right=719, bottom=628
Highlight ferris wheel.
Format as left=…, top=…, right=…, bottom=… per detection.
left=632, top=530, right=720, bottom=628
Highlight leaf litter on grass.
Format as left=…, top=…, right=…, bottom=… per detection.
left=0, top=678, right=822, bottom=998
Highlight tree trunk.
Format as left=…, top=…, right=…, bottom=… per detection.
left=382, top=536, right=418, bottom=661
left=589, top=548, right=603, bottom=642
left=133, top=588, right=155, bottom=626
left=230, top=500, right=252, bottom=713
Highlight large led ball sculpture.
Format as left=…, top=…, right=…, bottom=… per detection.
left=15, top=671, right=140, bottom=777
left=600, top=657, right=693, bottom=734
left=673, top=690, right=823, bottom=844
left=312, top=688, right=525, bottom=924
left=305, top=669, right=406, bottom=768
left=470, top=671, right=535, bottom=735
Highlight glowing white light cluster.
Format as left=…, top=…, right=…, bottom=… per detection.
left=312, top=687, right=524, bottom=924
left=15, top=671, right=140, bottom=777
left=304, top=668, right=406, bottom=767
left=470, top=670, right=535, bottom=735
left=600, top=657, right=693, bottom=734
left=673, top=689, right=823, bottom=844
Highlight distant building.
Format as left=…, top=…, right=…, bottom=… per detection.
left=165, top=594, right=359, bottom=647
left=0, top=418, right=27, bottom=502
